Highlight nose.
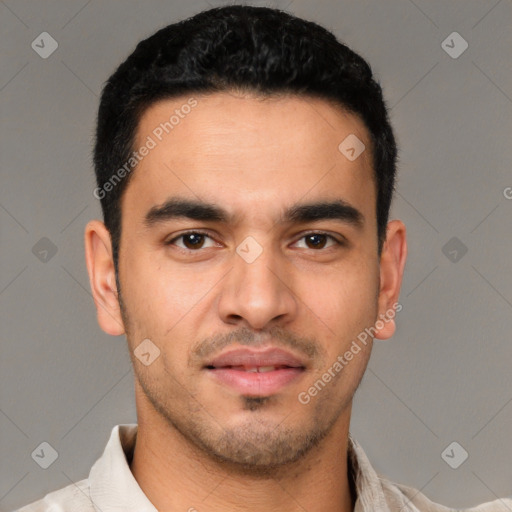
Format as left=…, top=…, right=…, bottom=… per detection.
left=217, top=238, right=298, bottom=330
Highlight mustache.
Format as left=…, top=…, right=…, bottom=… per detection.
left=190, top=326, right=321, bottom=364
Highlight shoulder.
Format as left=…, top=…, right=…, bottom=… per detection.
left=14, top=477, right=93, bottom=512
left=392, top=479, right=512, bottom=512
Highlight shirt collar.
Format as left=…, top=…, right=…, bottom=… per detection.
left=347, top=432, right=394, bottom=511
left=89, top=424, right=157, bottom=511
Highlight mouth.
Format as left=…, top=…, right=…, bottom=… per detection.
left=203, top=347, right=307, bottom=397
left=206, top=364, right=298, bottom=372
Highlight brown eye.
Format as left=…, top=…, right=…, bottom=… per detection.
left=181, top=233, right=206, bottom=249
left=295, top=233, right=342, bottom=250
left=304, top=234, right=328, bottom=249
left=166, top=231, right=215, bottom=251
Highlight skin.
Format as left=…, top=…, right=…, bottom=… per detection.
left=85, top=92, right=407, bottom=512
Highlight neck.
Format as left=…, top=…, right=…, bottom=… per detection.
left=130, top=403, right=355, bottom=512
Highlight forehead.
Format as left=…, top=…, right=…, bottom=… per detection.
left=125, top=92, right=376, bottom=225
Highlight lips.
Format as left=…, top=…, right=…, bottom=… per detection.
left=221, top=365, right=289, bottom=372
left=204, top=347, right=306, bottom=396
left=205, top=347, right=306, bottom=370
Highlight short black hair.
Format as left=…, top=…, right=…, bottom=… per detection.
left=93, top=5, right=397, bottom=274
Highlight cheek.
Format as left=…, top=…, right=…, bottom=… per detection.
left=122, top=247, right=192, bottom=315
left=155, top=264, right=225, bottom=339
left=121, top=252, right=219, bottom=354
left=305, top=258, right=379, bottom=338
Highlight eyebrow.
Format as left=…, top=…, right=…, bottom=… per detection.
left=144, top=197, right=364, bottom=230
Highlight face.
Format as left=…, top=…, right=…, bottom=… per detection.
left=86, top=92, right=406, bottom=471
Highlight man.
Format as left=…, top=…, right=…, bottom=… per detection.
left=17, top=5, right=511, bottom=511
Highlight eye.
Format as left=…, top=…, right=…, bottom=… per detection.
left=293, top=232, right=343, bottom=250
left=166, top=231, right=217, bottom=251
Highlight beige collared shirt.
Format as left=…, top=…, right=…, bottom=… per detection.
left=17, top=424, right=512, bottom=511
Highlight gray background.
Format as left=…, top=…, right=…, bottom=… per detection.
left=1, top=0, right=511, bottom=509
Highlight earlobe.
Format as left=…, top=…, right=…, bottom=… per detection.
left=374, top=220, right=407, bottom=340
left=374, top=318, right=396, bottom=340
left=84, top=220, right=125, bottom=336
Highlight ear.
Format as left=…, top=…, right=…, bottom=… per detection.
left=374, top=220, right=407, bottom=340
left=84, top=220, right=125, bottom=336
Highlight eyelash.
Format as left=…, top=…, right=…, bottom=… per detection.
left=165, top=230, right=345, bottom=252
